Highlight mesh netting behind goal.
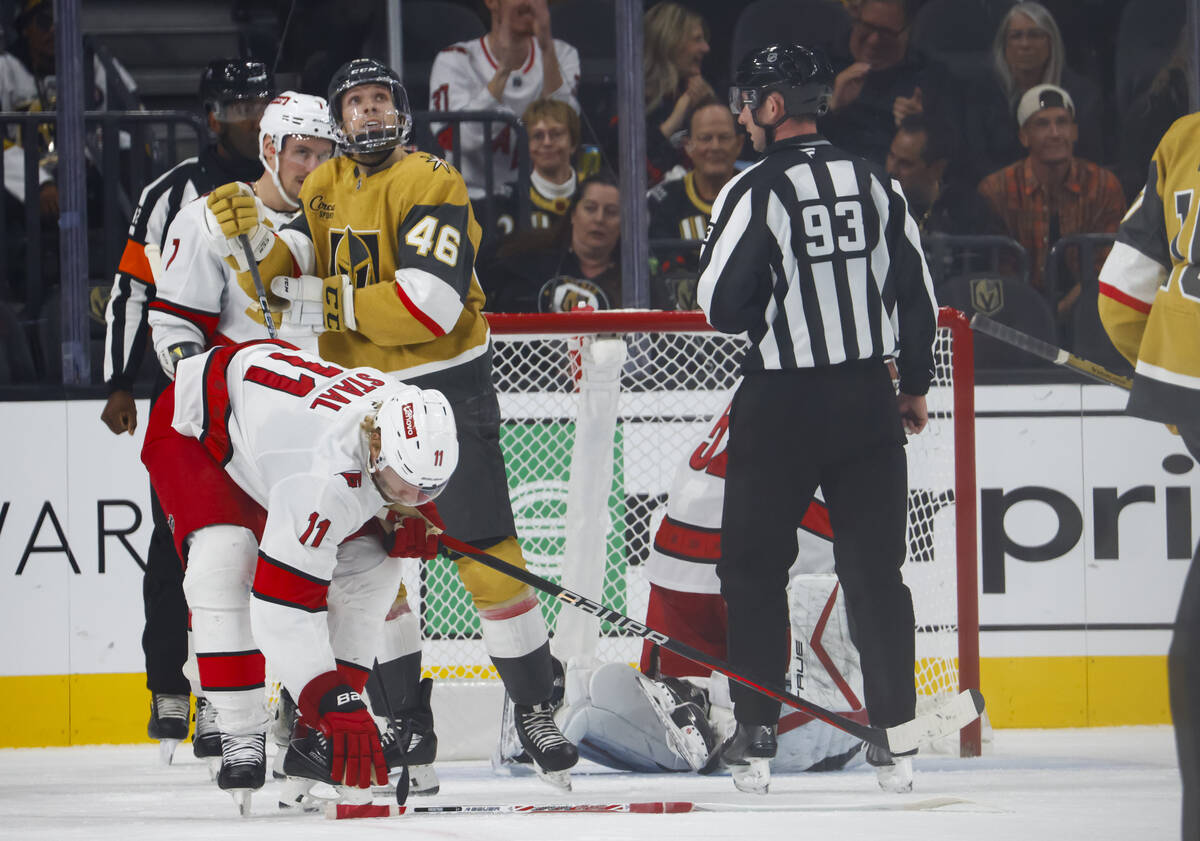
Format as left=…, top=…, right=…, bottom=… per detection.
left=401, top=307, right=980, bottom=757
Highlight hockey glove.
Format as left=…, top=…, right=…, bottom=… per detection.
left=387, top=501, right=445, bottom=560
left=203, top=182, right=275, bottom=271
left=270, top=274, right=357, bottom=332
left=298, top=670, right=388, bottom=788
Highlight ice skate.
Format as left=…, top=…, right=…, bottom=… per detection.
left=633, top=673, right=717, bottom=772
left=514, top=701, right=578, bottom=791
left=376, top=676, right=439, bottom=796
left=719, top=723, right=777, bottom=794
left=216, top=732, right=266, bottom=817
left=192, top=697, right=222, bottom=778
left=147, top=693, right=190, bottom=765
left=279, top=721, right=380, bottom=809
left=866, top=743, right=914, bottom=793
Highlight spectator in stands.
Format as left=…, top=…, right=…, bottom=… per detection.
left=429, top=0, right=580, bottom=199
left=1115, top=29, right=1189, bottom=202
left=962, top=2, right=1105, bottom=180
left=647, top=98, right=740, bottom=309
left=886, top=113, right=1004, bottom=282
left=818, top=0, right=959, bottom=167
left=481, top=172, right=626, bottom=312
left=977, top=84, right=1124, bottom=318
left=491, top=98, right=581, bottom=241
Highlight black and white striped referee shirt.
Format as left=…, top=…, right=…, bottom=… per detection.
left=697, top=134, right=938, bottom=396
left=103, top=145, right=261, bottom=392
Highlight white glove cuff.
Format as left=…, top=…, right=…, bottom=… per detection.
left=338, top=275, right=357, bottom=332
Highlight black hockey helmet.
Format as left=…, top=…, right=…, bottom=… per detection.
left=327, top=58, right=412, bottom=154
left=730, top=44, right=834, bottom=119
left=199, top=59, right=274, bottom=117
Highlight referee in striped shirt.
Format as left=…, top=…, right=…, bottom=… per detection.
left=698, top=44, right=938, bottom=793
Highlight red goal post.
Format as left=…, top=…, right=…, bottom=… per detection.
left=410, top=307, right=979, bottom=757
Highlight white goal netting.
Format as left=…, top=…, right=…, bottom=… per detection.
left=398, top=308, right=980, bottom=756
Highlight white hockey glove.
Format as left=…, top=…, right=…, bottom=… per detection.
left=202, top=182, right=275, bottom=271
left=270, top=273, right=357, bottom=332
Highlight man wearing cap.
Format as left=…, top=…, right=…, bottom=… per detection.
left=977, top=83, right=1125, bottom=317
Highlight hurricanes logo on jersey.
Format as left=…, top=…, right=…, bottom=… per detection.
left=329, top=228, right=382, bottom=288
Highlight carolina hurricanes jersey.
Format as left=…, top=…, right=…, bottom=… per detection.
left=647, top=171, right=714, bottom=243
left=171, top=340, right=411, bottom=695
left=279, top=151, right=489, bottom=380
left=148, top=191, right=320, bottom=362
left=429, top=35, right=580, bottom=197
left=644, top=398, right=835, bottom=594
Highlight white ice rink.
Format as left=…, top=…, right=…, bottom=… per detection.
left=0, top=726, right=1180, bottom=841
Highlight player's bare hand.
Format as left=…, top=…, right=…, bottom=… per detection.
left=101, top=389, right=138, bottom=435
left=832, top=62, right=871, bottom=110
left=897, top=392, right=928, bottom=435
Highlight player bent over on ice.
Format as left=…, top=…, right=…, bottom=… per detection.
left=141, top=340, right=458, bottom=814
left=201, top=57, right=579, bottom=790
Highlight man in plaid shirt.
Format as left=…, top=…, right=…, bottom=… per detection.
left=978, top=84, right=1125, bottom=318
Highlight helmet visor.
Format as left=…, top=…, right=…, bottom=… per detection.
left=370, top=462, right=448, bottom=506
left=729, top=86, right=763, bottom=115
left=213, top=97, right=270, bottom=124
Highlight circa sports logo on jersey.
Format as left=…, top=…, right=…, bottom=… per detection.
left=402, top=403, right=418, bottom=438
left=308, top=194, right=335, bottom=220
left=329, top=227, right=381, bottom=288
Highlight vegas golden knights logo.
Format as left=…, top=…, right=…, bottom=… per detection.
left=329, top=228, right=382, bottom=288
left=970, top=276, right=1005, bottom=316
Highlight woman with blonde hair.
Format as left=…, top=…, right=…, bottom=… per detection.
left=964, top=1, right=1104, bottom=177
left=606, top=1, right=715, bottom=185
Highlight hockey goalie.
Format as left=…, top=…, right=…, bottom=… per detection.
left=496, top=400, right=869, bottom=791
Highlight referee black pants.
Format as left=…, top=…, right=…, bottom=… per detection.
left=718, top=359, right=916, bottom=731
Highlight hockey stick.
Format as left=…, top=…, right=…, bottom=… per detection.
left=438, top=534, right=984, bottom=755
left=327, top=796, right=977, bottom=819
left=239, top=234, right=279, bottom=340
left=969, top=314, right=1132, bottom=390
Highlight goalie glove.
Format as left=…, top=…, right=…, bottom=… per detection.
left=203, top=182, right=275, bottom=271
left=387, top=501, right=445, bottom=560
left=297, top=670, right=388, bottom=789
left=270, top=274, right=357, bottom=332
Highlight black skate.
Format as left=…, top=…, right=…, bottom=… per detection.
left=147, top=693, right=189, bottom=765
left=514, top=701, right=578, bottom=791
left=217, top=732, right=266, bottom=816
left=192, top=697, right=222, bottom=778
left=719, top=723, right=777, bottom=794
left=379, top=677, right=439, bottom=795
left=278, top=721, right=376, bottom=811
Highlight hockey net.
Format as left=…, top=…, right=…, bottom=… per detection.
left=402, top=307, right=981, bottom=757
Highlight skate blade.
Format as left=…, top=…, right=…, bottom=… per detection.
left=633, top=673, right=709, bottom=772
left=230, top=789, right=252, bottom=817
left=731, top=758, right=770, bottom=795
left=372, top=764, right=440, bottom=797
left=277, top=776, right=324, bottom=813
left=157, top=739, right=180, bottom=766
left=875, top=758, right=914, bottom=794
left=206, top=756, right=221, bottom=782
left=534, top=766, right=572, bottom=792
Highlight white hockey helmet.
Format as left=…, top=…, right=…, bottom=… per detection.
left=369, top=386, right=459, bottom=505
left=258, top=91, right=337, bottom=207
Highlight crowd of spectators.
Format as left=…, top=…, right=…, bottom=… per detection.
left=0, top=0, right=1188, bottom=384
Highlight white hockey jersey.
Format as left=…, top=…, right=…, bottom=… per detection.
left=171, top=341, right=405, bottom=696
left=429, top=35, right=580, bottom=198
left=644, top=398, right=835, bottom=593
left=149, top=190, right=320, bottom=365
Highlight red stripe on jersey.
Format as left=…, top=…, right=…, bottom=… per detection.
left=478, top=593, right=539, bottom=621
left=117, top=238, right=155, bottom=285
left=523, top=38, right=537, bottom=73
left=809, top=582, right=863, bottom=710
left=1098, top=281, right=1153, bottom=314
left=253, top=551, right=330, bottom=612
left=479, top=35, right=496, bottom=69
left=335, top=660, right=371, bottom=692
left=800, top=500, right=834, bottom=541
left=196, top=649, right=266, bottom=692
left=653, top=515, right=721, bottom=561
left=148, top=299, right=220, bottom=341
left=197, top=339, right=298, bottom=465
left=393, top=279, right=448, bottom=337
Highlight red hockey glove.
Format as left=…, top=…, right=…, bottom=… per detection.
left=298, top=671, right=387, bottom=788
left=387, top=501, right=445, bottom=560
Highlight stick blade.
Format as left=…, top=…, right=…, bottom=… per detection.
left=884, top=689, right=986, bottom=754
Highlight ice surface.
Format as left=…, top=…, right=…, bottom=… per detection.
left=0, top=726, right=1179, bottom=841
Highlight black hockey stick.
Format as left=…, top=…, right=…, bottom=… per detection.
left=239, top=234, right=279, bottom=340
left=438, top=534, right=984, bottom=755
left=969, top=313, right=1132, bottom=390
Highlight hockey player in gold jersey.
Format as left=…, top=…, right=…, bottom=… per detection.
left=201, top=58, right=579, bottom=790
